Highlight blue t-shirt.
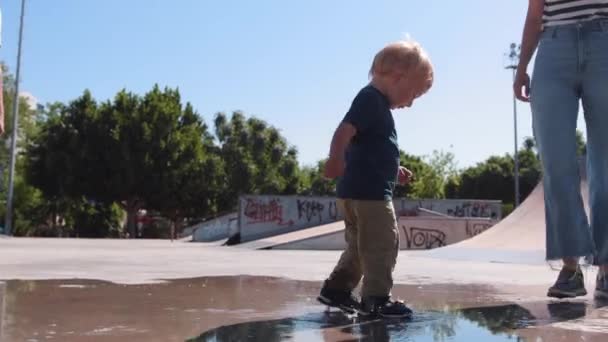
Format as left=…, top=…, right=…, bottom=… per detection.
left=336, top=85, right=400, bottom=201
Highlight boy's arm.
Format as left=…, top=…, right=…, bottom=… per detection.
left=324, top=90, right=375, bottom=179
left=324, top=122, right=356, bottom=179
left=514, top=0, right=544, bottom=102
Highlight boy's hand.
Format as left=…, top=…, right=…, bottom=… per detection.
left=398, top=166, right=413, bottom=185
left=324, top=157, right=345, bottom=179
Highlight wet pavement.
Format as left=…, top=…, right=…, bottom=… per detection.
left=1, top=276, right=608, bottom=341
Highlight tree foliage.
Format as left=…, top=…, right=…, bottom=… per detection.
left=213, top=111, right=300, bottom=212
left=27, top=86, right=223, bottom=237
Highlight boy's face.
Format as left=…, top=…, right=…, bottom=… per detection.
left=389, top=68, right=433, bottom=109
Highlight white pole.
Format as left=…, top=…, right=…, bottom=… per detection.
left=5, top=0, right=27, bottom=235
left=505, top=43, right=521, bottom=208
left=512, top=67, right=520, bottom=207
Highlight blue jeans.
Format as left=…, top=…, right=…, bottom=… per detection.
left=531, top=19, right=608, bottom=264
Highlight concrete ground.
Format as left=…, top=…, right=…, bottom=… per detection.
left=1, top=237, right=607, bottom=341
left=0, top=237, right=575, bottom=286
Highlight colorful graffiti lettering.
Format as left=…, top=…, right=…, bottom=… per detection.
left=244, top=198, right=294, bottom=226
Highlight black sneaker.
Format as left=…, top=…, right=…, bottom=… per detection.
left=547, top=266, right=587, bottom=299
left=595, top=272, right=608, bottom=300
left=360, top=296, right=413, bottom=319
left=317, top=282, right=360, bottom=314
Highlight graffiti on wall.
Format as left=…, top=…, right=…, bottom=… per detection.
left=243, top=198, right=294, bottom=226
left=447, top=202, right=498, bottom=219
left=466, top=222, right=492, bottom=238
left=239, top=195, right=501, bottom=243
left=239, top=196, right=342, bottom=242
left=296, top=199, right=339, bottom=223
left=398, top=200, right=500, bottom=219
left=402, top=226, right=447, bottom=249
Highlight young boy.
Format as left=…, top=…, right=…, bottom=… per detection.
left=318, top=40, right=433, bottom=318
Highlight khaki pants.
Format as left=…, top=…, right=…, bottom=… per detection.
left=325, top=199, right=399, bottom=298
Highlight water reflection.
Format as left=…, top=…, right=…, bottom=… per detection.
left=192, top=302, right=604, bottom=342
left=1, top=277, right=607, bottom=342
left=191, top=309, right=507, bottom=341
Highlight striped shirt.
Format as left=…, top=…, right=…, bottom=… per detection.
left=543, top=0, right=608, bottom=27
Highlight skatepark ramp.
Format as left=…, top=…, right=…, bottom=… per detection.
left=236, top=221, right=345, bottom=250
left=461, top=168, right=588, bottom=251
left=239, top=159, right=590, bottom=261
left=237, top=215, right=495, bottom=251
left=188, top=213, right=238, bottom=242
left=424, top=161, right=590, bottom=264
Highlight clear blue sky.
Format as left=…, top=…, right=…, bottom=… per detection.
left=0, top=0, right=588, bottom=169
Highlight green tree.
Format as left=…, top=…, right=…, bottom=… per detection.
left=27, top=85, right=224, bottom=238
left=401, top=150, right=457, bottom=199
left=394, top=152, right=430, bottom=198
left=518, top=143, right=542, bottom=202
left=522, top=131, right=586, bottom=157
left=0, top=63, right=46, bottom=235
left=8, top=177, right=47, bottom=236
left=25, top=102, right=72, bottom=228
left=145, top=99, right=223, bottom=237
left=99, top=86, right=223, bottom=237
left=448, top=146, right=541, bottom=206
left=298, top=159, right=336, bottom=196
left=25, top=98, right=124, bottom=237
left=452, top=155, right=514, bottom=203
left=70, top=200, right=124, bottom=238
left=213, top=111, right=300, bottom=212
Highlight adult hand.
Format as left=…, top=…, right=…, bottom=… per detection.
left=513, top=69, right=531, bottom=102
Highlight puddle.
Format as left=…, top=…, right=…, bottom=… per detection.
left=0, top=276, right=607, bottom=341
left=193, top=302, right=608, bottom=342
left=193, top=311, right=519, bottom=342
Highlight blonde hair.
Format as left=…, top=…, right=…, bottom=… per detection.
left=369, top=40, right=433, bottom=79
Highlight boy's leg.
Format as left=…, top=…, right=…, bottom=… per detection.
left=354, top=200, right=410, bottom=317
left=324, top=199, right=362, bottom=291
left=318, top=199, right=362, bottom=313
left=354, top=200, right=399, bottom=299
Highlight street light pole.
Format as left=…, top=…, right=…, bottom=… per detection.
left=5, top=0, right=27, bottom=235
left=505, top=43, right=521, bottom=208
